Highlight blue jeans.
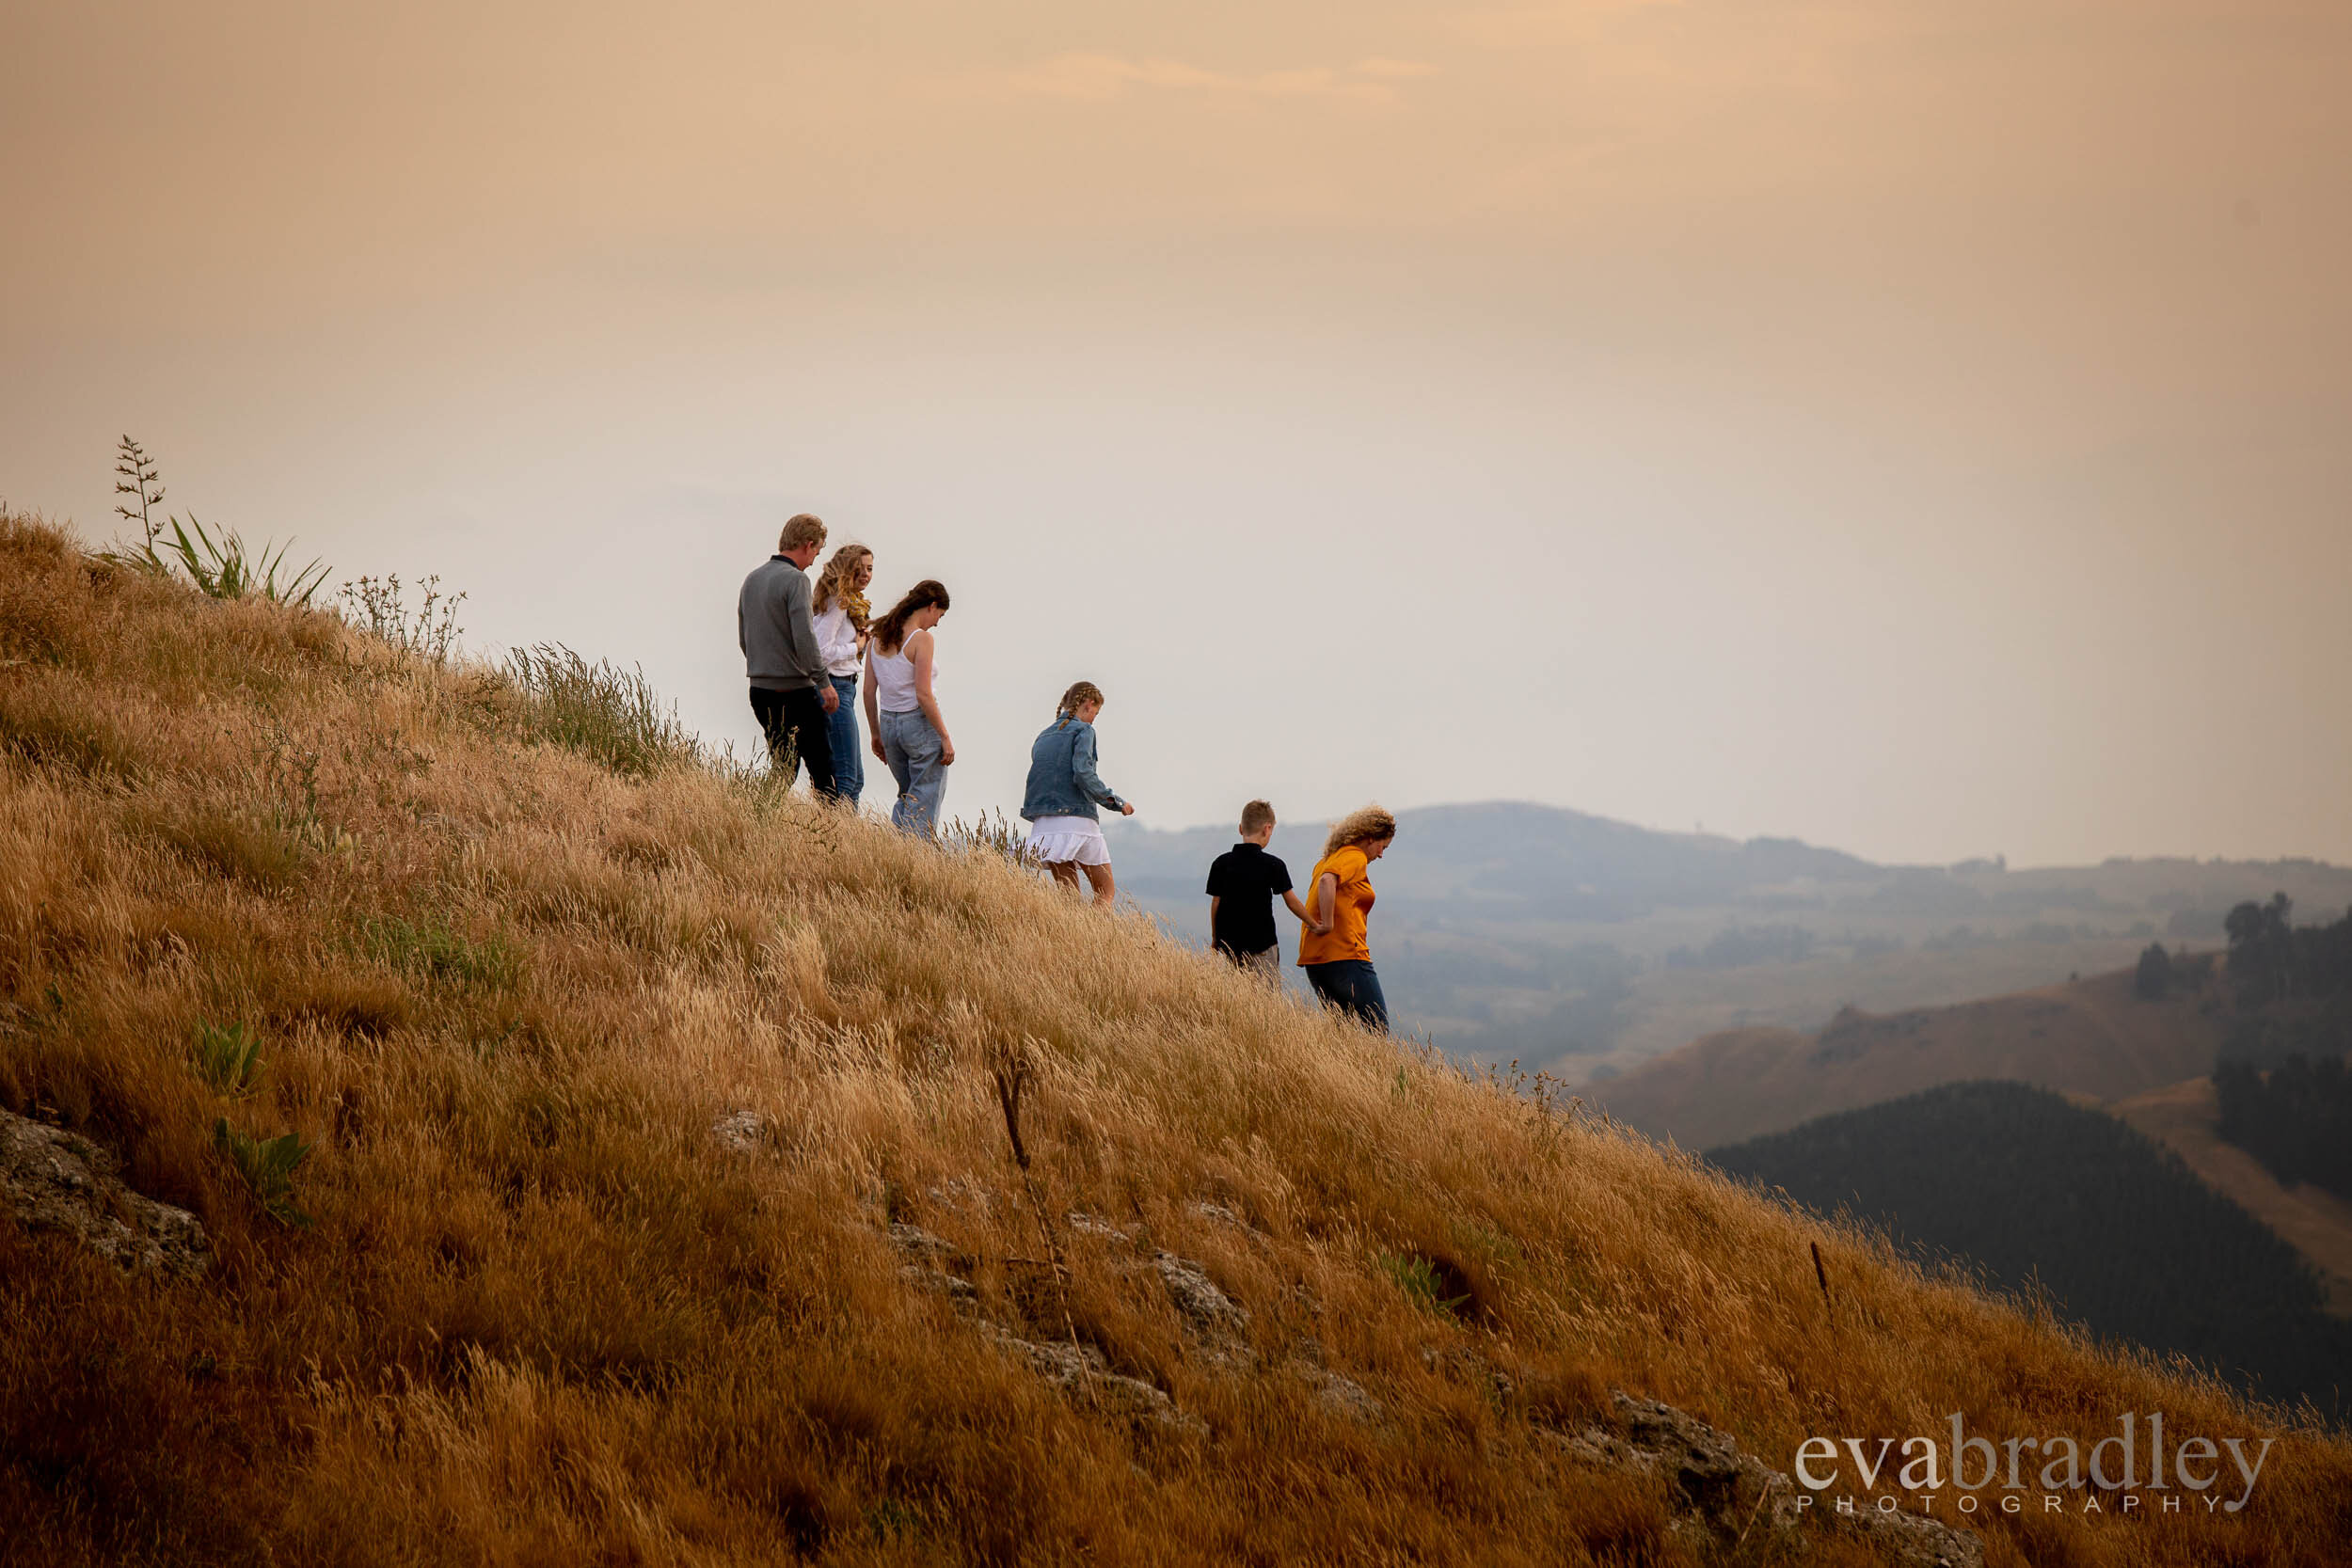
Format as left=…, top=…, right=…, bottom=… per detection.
left=1305, top=959, right=1388, bottom=1033
left=826, top=674, right=864, bottom=804
left=879, top=708, right=946, bottom=836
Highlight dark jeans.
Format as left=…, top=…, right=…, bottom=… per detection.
left=1304, top=959, right=1388, bottom=1033
left=749, top=685, right=836, bottom=798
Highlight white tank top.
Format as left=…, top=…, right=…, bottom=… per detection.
left=870, top=635, right=930, bottom=713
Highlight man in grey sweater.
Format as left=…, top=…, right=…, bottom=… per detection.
left=739, top=512, right=839, bottom=797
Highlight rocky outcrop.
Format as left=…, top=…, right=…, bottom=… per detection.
left=2, top=1109, right=210, bottom=1277
left=1553, top=1392, right=1983, bottom=1568
left=708, top=1109, right=768, bottom=1154
left=978, top=1323, right=1205, bottom=1437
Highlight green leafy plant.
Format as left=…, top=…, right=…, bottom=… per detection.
left=1378, top=1251, right=1472, bottom=1318
left=162, top=513, right=329, bottom=606
left=192, top=1020, right=266, bottom=1096
left=96, top=437, right=328, bottom=605
left=214, top=1118, right=313, bottom=1227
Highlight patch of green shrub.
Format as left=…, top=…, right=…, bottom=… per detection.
left=214, top=1119, right=313, bottom=1227
left=365, top=915, right=521, bottom=991
left=192, top=1021, right=266, bottom=1097
left=505, top=643, right=701, bottom=778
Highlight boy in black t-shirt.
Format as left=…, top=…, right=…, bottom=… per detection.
left=1205, top=800, right=1321, bottom=981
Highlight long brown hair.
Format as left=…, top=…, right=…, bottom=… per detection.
left=870, top=579, right=950, bottom=656
left=812, top=545, right=873, bottom=623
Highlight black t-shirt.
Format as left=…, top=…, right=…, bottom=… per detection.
left=1205, top=842, right=1294, bottom=956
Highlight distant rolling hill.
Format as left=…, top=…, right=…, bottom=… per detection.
left=1591, top=960, right=2230, bottom=1149
left=1708, top=1081, right=2352, bottom=1420
left=1103, top=804, right=2352, bottom=1077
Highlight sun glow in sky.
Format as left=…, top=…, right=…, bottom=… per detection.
left=6, top=1, right=2348, bottom=866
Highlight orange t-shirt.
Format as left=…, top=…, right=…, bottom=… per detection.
left=1298, top=847, right=1376, bottom=966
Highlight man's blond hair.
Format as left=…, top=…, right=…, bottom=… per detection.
left=778, top=513, right=828, bottom=553
left=1240, top=800, right=1276, bottom=835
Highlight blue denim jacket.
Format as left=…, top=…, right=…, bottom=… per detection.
left=1021, top=718, right=1126, bottom=821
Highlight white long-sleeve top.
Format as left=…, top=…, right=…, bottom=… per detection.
left=813, top=602, right=864, bottom=678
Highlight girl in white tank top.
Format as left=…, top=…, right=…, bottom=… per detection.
left=869, top=638, right=926, bottom=713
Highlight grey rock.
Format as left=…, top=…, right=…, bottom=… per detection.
left=887, top=1221, right=977, bottom=1303
left=1, top=1109, right=209, bottom=1277
left=1153, top=1252, right=1248, bottom=1338
left=1550, top=1391, right=1983, bottom=1568
left=1066, top=1210, right=1132, bottom=1243
left=708, top=1109, right=767, bottom=1153
left=981, top=1323, right=1204, bottom=1436
left=1294, top=1362, right=1385, bottom=1425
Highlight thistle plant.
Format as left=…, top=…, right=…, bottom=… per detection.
left=192, top=1020, right=267, bottom=1097
left=214, top=1118, right=314, bottom=1227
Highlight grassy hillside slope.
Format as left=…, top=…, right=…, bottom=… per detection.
left=1706, top=1082, right=2352, bottom=1422
left=4, top=512, right=2349, bottom=1566
left=1597, top=967, right=2228, bottom=1151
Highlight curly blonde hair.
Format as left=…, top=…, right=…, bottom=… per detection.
left=812, top=545, right=873, bottom=623
left=1323, top=804, right=1397, bottom=859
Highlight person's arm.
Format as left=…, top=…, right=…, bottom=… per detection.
left=863, top=645, right=885, bottom=762
left=1209, top=895, right=1222, bottom=936
left=786, top=576, right=837, bottom=713
left=911, top=630, right=952, bottom=764
left=1312, top=873, right=1337, bottom=935
left=1284, top=887, right=1328, bottom=935
left=1071, top=726, right=1132, bottom=816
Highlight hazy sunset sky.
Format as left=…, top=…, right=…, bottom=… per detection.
left=6, top=1, right=2347, bottom=868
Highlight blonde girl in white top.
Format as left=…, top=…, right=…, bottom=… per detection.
left=811, top=545, right=874, bottom=805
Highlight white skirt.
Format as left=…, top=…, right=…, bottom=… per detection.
left=1025, top=814, right=1110, bottom=866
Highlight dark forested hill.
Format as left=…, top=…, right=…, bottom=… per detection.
left=1708, top=1081, right=2352, bottom=1421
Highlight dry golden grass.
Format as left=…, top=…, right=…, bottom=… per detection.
left=2, top=509, right=2347, bottom=1566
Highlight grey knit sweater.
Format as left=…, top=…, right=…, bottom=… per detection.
left=738, top=556, right=828, bottom=692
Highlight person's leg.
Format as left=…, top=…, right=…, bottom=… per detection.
left=750, top=688, right=788, bottom=777
left=881, top=713, right=916, bottom=830
left=1303, top=962, right=1339, bottom=1010
left=784, top=687, right=836, bottom=799
left=880, top=712, right=915, bottom=803
left=1243, top=946, right=1281, bottom=985
left=826, top=674, right=863, bottom=805
left=1350, top=962, right=1390, bottom=1032
left=890, top=715, right=944, bottom=835
left=1079, top=861, right=1116, bottom=909
left=1047, top=861, right=1081, bottom=893
left=904, top=718, right=946, bottom=834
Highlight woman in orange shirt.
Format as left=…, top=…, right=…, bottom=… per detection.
left=1298, top=804, right=1397, bottom=1032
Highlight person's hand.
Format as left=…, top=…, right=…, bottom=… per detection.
left=939, top=737, right=956, bottom=765
left=1119, top=801, right=1136, bottom=816
left=819, top=686, right=839, bottom=715
left=870, top=737, right=887, bottom=763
